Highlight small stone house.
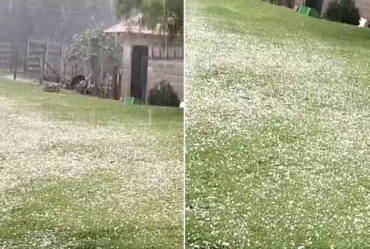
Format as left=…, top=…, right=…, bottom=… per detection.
left=293, top=0, right=370, bottom=20
left=105, top=14, right=184, bottom=102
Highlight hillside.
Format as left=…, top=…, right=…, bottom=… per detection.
left=186, top=0, right=370, bottom=248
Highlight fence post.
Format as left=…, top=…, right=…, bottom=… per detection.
left=44, top=39, right=49, bottom=79
left=13, top=48, right=20, bottom=80
left=10, top=43, right=15, bottom=73
left=59, top=43, right=65, bottom=82
left=24, top=39, right=30, bottom=74
left=39, top=55, right=44, bottom=85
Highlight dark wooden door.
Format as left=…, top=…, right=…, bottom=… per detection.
left=130, top=45, right=148, bottom=102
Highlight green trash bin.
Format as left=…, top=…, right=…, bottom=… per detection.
left=123, top=96, right=135, bottom=105
left=299, top=5, right=319, bottom=18
left=299, top=5, right=310, bottom=15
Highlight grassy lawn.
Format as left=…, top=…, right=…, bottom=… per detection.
left=0, top=77, right=183, bottom=249
left=186, top=0, right=370, bottom=248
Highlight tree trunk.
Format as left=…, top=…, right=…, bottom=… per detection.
left=91, top=57, right=100, bottom=96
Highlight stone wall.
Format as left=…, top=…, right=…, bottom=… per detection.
left=118, top=34, right=184, bottom=102
left=354, top=0, right=370, bottom=20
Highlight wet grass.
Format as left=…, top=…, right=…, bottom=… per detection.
left=0, top=172, right=180, bottom=249
left=0, top=77, right=183, bottom=249
left=186, top=0, right=370, bottom=248
left=0, top=77, right=183, bottom=128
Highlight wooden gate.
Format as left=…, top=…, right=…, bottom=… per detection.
left=25, top=39, right=64, bottom=81
left=0, top=42, right=13, bottom=69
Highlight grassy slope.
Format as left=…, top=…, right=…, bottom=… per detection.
left=0, top=78, right=183, bottom=249
left=186, top=0, right=370, bottom=248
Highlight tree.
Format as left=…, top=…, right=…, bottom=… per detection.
left=115, top=0, right=183, bottom=35
left=115, top=0, right=143, bottom=18
left=66, top=29, right=122, bottom=96
left=324, top=0, right=360, bottom=26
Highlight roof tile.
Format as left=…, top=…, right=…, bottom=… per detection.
left=104, top=13, right=168, bottom=36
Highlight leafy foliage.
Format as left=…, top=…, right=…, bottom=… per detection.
left=115, top=0, right=183, bottom=35
left=115, top=0, right=143, bottom=19
left=148, top=80, right=180, bottom=107
left=66, top=29, right=122, bottom=96
left=66, top=29, right=122, bottom=69
left=324, top=0, right=360, bottom=25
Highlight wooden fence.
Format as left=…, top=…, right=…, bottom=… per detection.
left=0, top=39, right=65, bottom=82
left=0, top=42, right=13, bottom=69
left=25, top=39, right=65, bottom=81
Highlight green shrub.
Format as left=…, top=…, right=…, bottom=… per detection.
left=148, top=80, right=180, bottom=107
left=324, top=0, right=360, bottom=26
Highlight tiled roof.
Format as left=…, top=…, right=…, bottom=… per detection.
left=104, top=13, right=168, bottom=36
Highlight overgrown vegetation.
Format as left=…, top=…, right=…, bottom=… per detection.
left=66, top=29, right=122, bottom=97
left=116, top=0, right=183, bottom=35
left=148, top=80, right=180, bottom=107
left=324, top=0, right=360, bottom=25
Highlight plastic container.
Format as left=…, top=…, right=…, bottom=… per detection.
left=299, top=5, right=320, bottom=18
